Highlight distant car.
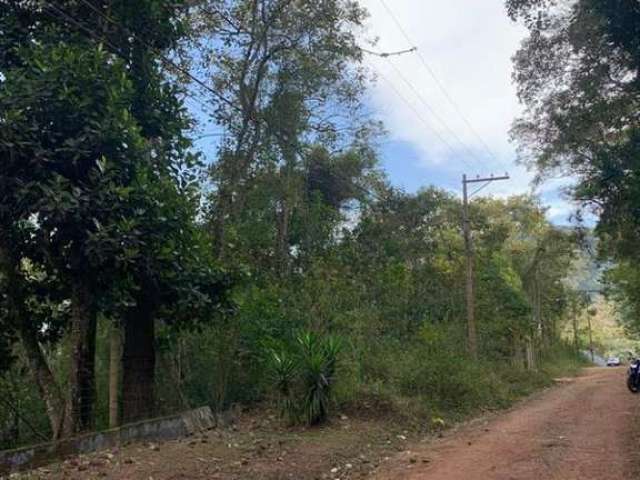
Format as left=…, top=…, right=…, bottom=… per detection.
left=607, top=356, right=621, bottom=367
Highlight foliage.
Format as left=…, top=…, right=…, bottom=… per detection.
left=0, top=0, right=603, bottom=449
left=333, top=326, right=585, bottom=423
left=196, top=0, right=382, bottom=264
left=266, top=332, right=341, bottom=425
left=507, top=0, right=640, bottom=341
left=0, top=0, right=231, bottom=436
left=507, top=0, right=640, bottom=331
left=266, top=342, right=299, bottom=423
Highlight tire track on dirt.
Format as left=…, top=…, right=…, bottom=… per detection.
left=373, top=367, right=640, bottom=480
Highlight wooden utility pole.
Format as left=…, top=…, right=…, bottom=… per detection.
left=462, top=173, right=509, bottom=359
left=587, top=312, right=594, bottom=362
left=572, top=300, right=580, bottom=358
left=578, top=290, right=602, bottom=362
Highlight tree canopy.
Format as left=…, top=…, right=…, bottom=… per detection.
left=0, top=0, right=594, bottom=450
left=508, top=0, right=640, bottom=334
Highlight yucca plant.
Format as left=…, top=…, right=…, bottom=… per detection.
left=298, top=332, right=342, bottom=425
left=266, top=346, right=299, bottom=423
left=265, top=332, right=342, bottom=425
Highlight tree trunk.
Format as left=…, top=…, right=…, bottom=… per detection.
left=121, top=284, right=157, bottom=423
left=0, top=245, right=66, bottom=439
left=572, top=302, right=580, bottom=358
left=18, top=324, right=66, bottom=439
left=63, top=280, right=97, bottom=436
left=212, top=186, right=232, bottom=258
left=525, top=336, right=536, bottom=371
left=276, top=198, right=290, bottom=273
left=108, top=321, right=122, bottom=428
left=512, top=336, right=525, bottom=370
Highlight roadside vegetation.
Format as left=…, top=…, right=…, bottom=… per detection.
left=0, top=0, right=631, bottom=458
left=507, top=0, right=640, bottom=357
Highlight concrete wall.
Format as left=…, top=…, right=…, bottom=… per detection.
left=0, top=406, right=216, bottom=475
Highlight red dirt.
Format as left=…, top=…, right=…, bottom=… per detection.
left=12, top=367, right=640, bottom=480
left=15, top=412, right=414, bottom=479
left=373, top=367, right=640, bottom=480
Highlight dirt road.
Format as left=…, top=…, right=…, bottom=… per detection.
left=14, top=367, right=640, bottom=480
left=374, top=367, right=640, bottom=480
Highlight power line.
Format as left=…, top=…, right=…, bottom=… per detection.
left=369, top=62, right=474, bottom=170
left=35, top=2, right=490, bottom=325
left=41, top=2, right=491, bottom=213
left=378, top=0, right=502, bottom=165
left=76, top=0, right=473, bottom=197
left=44, top=2, right=236, bottom=152
left=69, top=0, right=237, bottom=112
left=382, top=57, right=485, bottom=167
left=359, top=46, right=417, bottom=58
left=40, top=4, right=224, bottom=142
left=38, top=2, right=463, bottom=205
left=68, top=2, right=413, bottom=203
left=39, top=3, right=386, bottom=205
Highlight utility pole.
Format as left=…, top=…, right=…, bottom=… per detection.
left=587, top=311, right=595, bottom=362
left=572, top=299, right=580, bottom=358
left=578, top=289, right=602, bottom=362
left=462, top=173, right=509, bottom=359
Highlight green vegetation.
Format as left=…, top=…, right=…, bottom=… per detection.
left=0, top=0, right=627, bottom=453
left=508, top=0, right=640, bottom=347
left=565, top=298, right=640, bottom=359
left=266, top=332, right=341, bottom=425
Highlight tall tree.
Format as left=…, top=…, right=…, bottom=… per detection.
left=0, top=0, right=217, bottom=433
left=507, top=0, right=640, bottom=262
left=195, top=0, right=377, bottom=263
left=507, top=0, right=640, bottom=337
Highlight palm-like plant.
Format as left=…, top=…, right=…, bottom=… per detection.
left=266, top=347, right=299, bottom=423
left=266, top=332, right=342, bottom=425
left=298, top=332, right=342, bottom=425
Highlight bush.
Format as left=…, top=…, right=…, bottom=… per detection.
left=266, top=344, right=298, bottom=424
left=332, top=325, right=586, bottom=426
left=266, top=332, right=342, bottom=425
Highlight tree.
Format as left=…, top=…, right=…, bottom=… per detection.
left=507, top=0, right=640, bottom=263
left=0, top=0, right=227, bottom=434
left=195, top=0, right=377, bottom=262
left=473, top=196, right=577, bottom=361
left=0, top=226, right=68, bottom=439
left=507, top=0, right=640, bottom=339
left=0, top=31, right=150, bottom=433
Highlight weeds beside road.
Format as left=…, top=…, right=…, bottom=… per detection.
left=9, top=348, right=589, bottom=479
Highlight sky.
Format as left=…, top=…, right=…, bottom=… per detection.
left=191, top=0, right=585, bottom=225
left=357, top=0, right=580, bottom=225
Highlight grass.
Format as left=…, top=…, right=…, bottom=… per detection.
left=334, top=340, right=587, bottom=430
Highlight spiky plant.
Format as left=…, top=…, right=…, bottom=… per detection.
left=266, top=347, right=299, bottom=423
left=266, top=332, right=342, bottom=425
left=298, top=332, right=341, bottom=425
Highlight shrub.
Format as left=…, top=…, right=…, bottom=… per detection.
left=266, top=345, right=298, bottom=424
left=266, top=332, right=342, bottom=425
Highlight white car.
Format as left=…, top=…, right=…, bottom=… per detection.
left=606, top=356, right=621, bottom=367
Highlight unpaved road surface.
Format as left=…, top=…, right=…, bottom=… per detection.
left=375, top=367, right=640, bottom=480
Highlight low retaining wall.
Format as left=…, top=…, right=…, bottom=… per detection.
left=0, top=406, right=217, bottom=475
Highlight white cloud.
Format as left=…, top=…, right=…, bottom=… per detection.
left=358, top=0, right=579, bottom=223
left=546, top=203, right=575, bottom=224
